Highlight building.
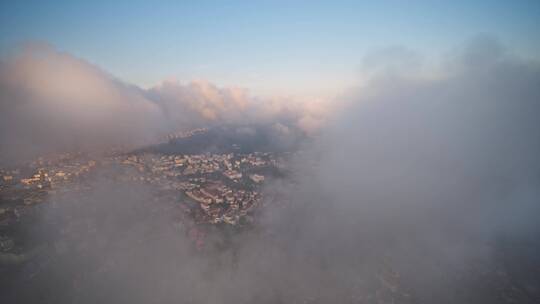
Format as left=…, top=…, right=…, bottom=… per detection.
left=223, top=170, right=242, bottom=180
left=249, top=174, right=265, bottom=183
left=186, top=190, right=212, bottom=204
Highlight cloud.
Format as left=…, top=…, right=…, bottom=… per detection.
left=255, top=35, right=540, bottom=302
left=146, top=79, right=330, bottom=133
left=0, top=44, right=330, bottom=164
left=4, top=36, right=539, bottom=303
left=0, top=44, right=166, bottom=163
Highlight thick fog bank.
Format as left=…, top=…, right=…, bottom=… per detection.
left=2, top=37, right=540, bottom=303
left=260, top=36, right=540, bottom=303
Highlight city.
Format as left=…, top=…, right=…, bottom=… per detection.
left=1, top=130, right=292, bottom=255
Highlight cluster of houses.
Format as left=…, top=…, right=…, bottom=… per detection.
left=185, top=180, right=260, bottom=225
left=1, top=149, right=276, bottom=228
left=1, top=156, right=97, bottom=193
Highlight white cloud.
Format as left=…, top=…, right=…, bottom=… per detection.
left=0, top=44, right=333, bottom=164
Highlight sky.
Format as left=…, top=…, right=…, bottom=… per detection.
left=1, top=1, right=539, bottom=98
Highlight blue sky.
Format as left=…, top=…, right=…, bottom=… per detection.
left=1, top=1, right=539, bottom=97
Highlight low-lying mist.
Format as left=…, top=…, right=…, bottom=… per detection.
left=1, top=36, right=540, bottom=303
